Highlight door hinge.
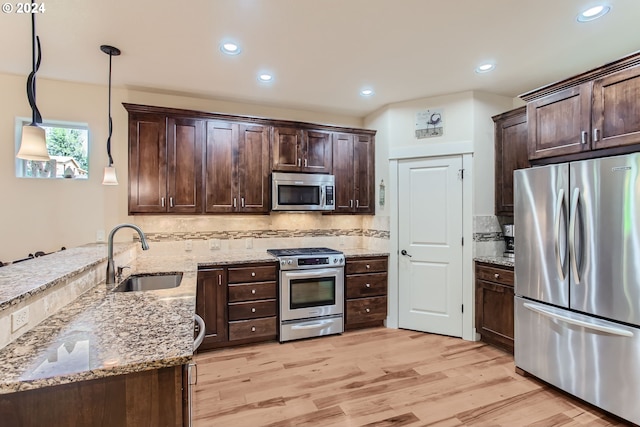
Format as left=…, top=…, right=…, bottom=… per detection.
left=461, top=237, right=464, bottom=246
left=461, top=304, right=464, bottom=313
left=458, top=168, right=464, bottom=180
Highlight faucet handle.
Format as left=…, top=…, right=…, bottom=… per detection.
left=116, top=265, right=130, bottom=281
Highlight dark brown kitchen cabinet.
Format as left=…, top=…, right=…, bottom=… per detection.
left=345, top=256, right=388, bottom=330
left=196, top=262, right=278, bottom=351
left=522, top=52, right=640, bottom=162
left=332, top=133, right=375, bottom=214
left=0, top=365, right=184, bottom=427
left=475, top=262, right=514, bottom=354
left=204, top=121, right=270, bottom=213
left=493, top=107, right=529, bottom=216
left=127, top=112, right=204, bottom=214
left=271, top=127, right=332, bottom=173
left=196, top=268, right=227, bottom=351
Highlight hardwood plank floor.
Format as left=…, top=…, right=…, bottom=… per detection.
left=193, top=328, right=629, bottom=426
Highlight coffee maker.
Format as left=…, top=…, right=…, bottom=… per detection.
left=503, top=224, right=515, bottom=259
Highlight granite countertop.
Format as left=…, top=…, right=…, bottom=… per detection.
left=341, top=248, right=390, bottom=258
left=474, top=255, right=515, bottom=268
left=0, top=246, right=386, bottom=394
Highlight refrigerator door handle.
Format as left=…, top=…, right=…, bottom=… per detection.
left=554, top=188, right=566, bottom=281
left=569, top=187, right=581, bottom=284
left=523, top=302, right=634, bottom=337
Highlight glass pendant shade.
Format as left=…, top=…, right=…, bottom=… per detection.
left=102, top=166, right=118, bottom=185
left=17, top=124, right=50, bottom=161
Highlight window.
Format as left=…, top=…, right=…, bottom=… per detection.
left=15, top=118, right=90, bottom=180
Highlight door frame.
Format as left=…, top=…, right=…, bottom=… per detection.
left=388, top=141, right=475, bottom=341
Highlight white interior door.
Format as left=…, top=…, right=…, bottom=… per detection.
left=398, top=156, right=463, bottom=337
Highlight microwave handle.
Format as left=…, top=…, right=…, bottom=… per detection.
left=321, top=185, right=326, bottom=206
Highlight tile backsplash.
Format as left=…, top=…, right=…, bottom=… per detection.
left=473, top=215, right=505, bottom=257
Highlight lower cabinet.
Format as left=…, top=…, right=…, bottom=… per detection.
left=475, top=262, right=514, bottom=353
left=196, top=262, right=278, bottom=350
left=0, top=366, right=185, bottom=427
left=345, top=256, right=388, bottom=330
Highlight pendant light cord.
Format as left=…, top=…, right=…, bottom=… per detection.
left=26, top=12, right=42, bottom=125
left=106, top=52, right=114, bottom=167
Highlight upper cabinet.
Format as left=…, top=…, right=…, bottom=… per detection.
left=493, top=107, right=529, bottom=216
left=271, top=127, right=332, bottom=173
left=124, top=103, right=376, bottom=215
left=128, top=112, right=204, bottom=214
left=333, top=133, right=375, bottom=214
left=522, top=52, right=640, bottom=162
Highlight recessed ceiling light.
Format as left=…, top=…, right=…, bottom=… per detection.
left=220, top=41, right=241, bottom=55
left=475, top=63, right=495, bottom=73
left=577, top=4, right=611, bottom=22
left=360, top=88, right=374, bottom=96
left=258, top=73, right=273, bottom=82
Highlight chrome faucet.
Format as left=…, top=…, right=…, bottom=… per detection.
left=106, top=223, right=149, bottom=284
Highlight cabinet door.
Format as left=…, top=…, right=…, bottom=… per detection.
left=592, top=65, right=640, bottom=150
left=475, top=279, right=514, bottom=353
left=204, top=121, right=238, bottom=213
left=238, top=124, right=270, bottom=213
left=166, top=117, right=204, bottom=213
left=128, top=113, right=167, bottom=213
left=494, top=107, right=529, bottom=216
left=353, top=134, right=375, bottom=214
left=303, top=130, right=332, bottom=173
left=272, top=127, right=303, bottom=171
left=332, top=133, right=354, bottom=213
left=527, top=83, right=592, bottom=160
left=196, top=268, right=228, bottom=348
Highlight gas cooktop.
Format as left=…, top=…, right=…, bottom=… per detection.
left=266, top=247, right=342, bottom=257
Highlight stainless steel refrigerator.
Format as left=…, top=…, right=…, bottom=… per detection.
left=514, top=152, right=640, bottom=425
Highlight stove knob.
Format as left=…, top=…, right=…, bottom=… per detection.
left=333, top=258, right=338, bottom=264
left=339, top=258, right=344, bottom=264
left=287, top=260, right=293, bottom=264
left=281, top=260, right=285, bottom=266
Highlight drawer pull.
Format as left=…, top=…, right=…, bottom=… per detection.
left=251, top=272, right=256, bottom=277
left=365, top=283, right=371, bottom=288
left=251, top=308, right=256, bottom=313
left=494, top=273, right=500, bottom=279
left=366, top=264, right=370, bottom=269
left=251, top=326, right=256, bottom=332
left=365, top=308, right=370, bottom=313
left=251, top=289, right=256, bottom=294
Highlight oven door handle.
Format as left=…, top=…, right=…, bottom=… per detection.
left=291, top=319, right=338, bottom=330
left=282, top=268, right=342, bottom=278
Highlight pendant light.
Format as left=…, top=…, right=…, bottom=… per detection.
left=100, top=44, right=121, bottom=185
left=17, top=13, right=49, bottom=161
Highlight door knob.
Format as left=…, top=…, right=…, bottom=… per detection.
left=401, top=250, right=412, bottom=257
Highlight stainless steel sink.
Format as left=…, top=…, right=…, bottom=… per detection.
left=113, top=272, right=183, bottom=292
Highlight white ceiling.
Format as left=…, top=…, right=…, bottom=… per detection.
left=1, top=0, right=639, bottom=118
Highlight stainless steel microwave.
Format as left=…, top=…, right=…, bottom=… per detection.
left=271, top=172, right=335, bottom=211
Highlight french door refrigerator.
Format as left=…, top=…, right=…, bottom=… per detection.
left=514, top=152, right=640, bottom=425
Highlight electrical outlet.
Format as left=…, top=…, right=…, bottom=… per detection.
left=96, top=229, right=105, bottom=243
left=209, top=239, right=220, bottom=250
left=245, top=237, right=253, bottom=249
left=11, top=306, right=29, bottom=332
left=184, top=240, right=193, bottom=251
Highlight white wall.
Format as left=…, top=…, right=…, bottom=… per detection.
left=0, top=72, right=364, bottom=263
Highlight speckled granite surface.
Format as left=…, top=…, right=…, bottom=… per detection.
left=474, top=256, right=515, bottom=268
left=342, top=248, right=390, bottom=258
left=0, top=246, right=386, bottom=394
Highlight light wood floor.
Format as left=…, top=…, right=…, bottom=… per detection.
left=193, top=328, right=628, bottom=426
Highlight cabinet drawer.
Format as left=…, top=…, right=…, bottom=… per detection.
left=228, top=265, right=277, bottom=283
left=228, top=299, right=277, bottom=321
left=346, top=257, right=388, bottom=274
left=346, top=273, right=387, bottom=298
left=346, top=296, right=387, bottom=325
left=475, top=264, right=514, bottom=286
left=229, top=317, right=277, bottom=341
left=228, top=281, right=277, bottom=302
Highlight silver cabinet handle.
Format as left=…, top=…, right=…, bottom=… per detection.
left=233, top=198, right=237, bottom=208
left=569, top=187, right=581, bottom=285
left=365, top=308, right=370, bottom=313
left=251, top=289, right=256, bottom=294
left=304, top=158, right=308, bottom=167
left=297, top=158, right=301, bottom=167
left=251, top=272, right=256, bottom=277
left=161, top=197, right=165, bottom=207
left=593, top=128, right=600, bottom=142
left=251, top=308, right=256, bottom=313
left=194, top=314, right=205, bottom=351
left=366, top=264, right=370, bottom=269
left=218, top=274, right=222, bottom=286
left=356, top=200, right=359, bottom=208
left=241, top=197, right=245, bottom=208
left=169, top=197, right=174, bottom=208
left=494, top=273, right=500, bottom=279
left=350, top=200, right=353, bottom=208
left=251, top=326, right=256, bottom=332
left=581, top=131, right=588, bottom=145
left=365, top=283, right=371, bottom=288
left=554, top=188, right=566, bottom=281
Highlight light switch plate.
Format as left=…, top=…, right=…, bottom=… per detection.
left=209, top=239, right=220, bottom=250
left=245, top=238, right=253, bottom=249
left=11, top=306, right=29, bottom=332
left=185, top=240, right=193, bottom=251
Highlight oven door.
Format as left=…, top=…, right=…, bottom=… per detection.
left=280, top=267, right=344, bottom=321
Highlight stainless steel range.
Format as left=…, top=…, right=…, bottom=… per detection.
left=267, top=247, right=344, bottom=342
